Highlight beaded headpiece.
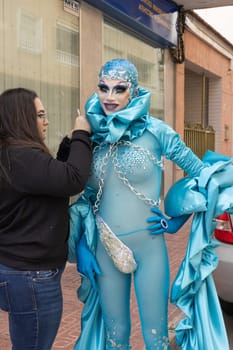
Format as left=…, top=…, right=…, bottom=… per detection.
left=98, top=58, right=139, bottom=97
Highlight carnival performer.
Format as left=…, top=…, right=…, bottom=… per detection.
left=68, top=58, right=207, bottom=350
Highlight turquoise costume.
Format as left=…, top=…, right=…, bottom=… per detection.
left=68, top=59, right=230, bottom=349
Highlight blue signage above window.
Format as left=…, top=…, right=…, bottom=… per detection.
left=84, top=0, right=178, bottom=47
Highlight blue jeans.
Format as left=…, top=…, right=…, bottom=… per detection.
left=0, top=264, right=65, bottom=350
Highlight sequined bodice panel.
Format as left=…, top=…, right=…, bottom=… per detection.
left=91, top=141, right=162, bottom=187
left=92, top=135, right=162, bottom=188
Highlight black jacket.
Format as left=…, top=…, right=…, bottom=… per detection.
left=0, top=130, right=92, bottom=270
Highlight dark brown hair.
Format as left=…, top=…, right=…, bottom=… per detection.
left=0, top=87, right=49, bottom=153
left=0, top=88, right=51, bottom=183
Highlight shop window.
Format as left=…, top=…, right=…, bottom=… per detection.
left=127, top=54, right=156, bottom=89
left=17, top=11, right=42, bottom=54
left=104, top=21, right=164, bottom=120
left=0, top=0, right=80, bottom=155
left=56, top=24, right=79, bottom=66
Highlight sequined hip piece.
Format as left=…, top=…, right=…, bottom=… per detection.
left=96, top=215, right=137, bottom=274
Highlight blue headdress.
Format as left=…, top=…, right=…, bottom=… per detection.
left=98, top=58, right=139, bottom=98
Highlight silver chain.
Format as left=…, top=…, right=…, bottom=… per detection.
left=93, top=143, right=115, bottom=214
left=93, top=141, right=163, bottom=214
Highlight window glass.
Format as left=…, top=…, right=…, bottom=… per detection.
left=0, top=0, right=80, bottom=154
left=104, top=22, right=164, bottom=119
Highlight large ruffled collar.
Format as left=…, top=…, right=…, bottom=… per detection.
left=85, top=87, right=151, bottom=144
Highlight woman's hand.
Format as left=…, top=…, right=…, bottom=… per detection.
left=73, top=115, right=91, bottom=134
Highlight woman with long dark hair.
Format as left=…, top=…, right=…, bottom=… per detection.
left=0, top=87, right=92, bottom=350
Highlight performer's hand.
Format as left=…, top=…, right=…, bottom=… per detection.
left=147, top=207, right=190, bottom=235
left=76, top=235, right=101, bottom=290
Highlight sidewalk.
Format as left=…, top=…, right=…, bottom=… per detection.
left=0, top=220, right=190, bottom=350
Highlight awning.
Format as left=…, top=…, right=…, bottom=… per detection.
left=175, top=0, right=233, bottom=10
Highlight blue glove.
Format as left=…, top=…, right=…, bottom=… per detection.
left=76, top=234, right=101, bottom=290
left=147, top=207, right=190, bottom=235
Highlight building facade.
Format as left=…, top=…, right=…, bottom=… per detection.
left=171, top=11, right=233, bottom=181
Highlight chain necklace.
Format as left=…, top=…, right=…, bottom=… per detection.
left=93, top=141, right=163, bottom=215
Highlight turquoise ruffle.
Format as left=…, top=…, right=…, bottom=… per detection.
left=85, top=87, right=151, bottom=144
left=167, top=151, right=232, bottom=350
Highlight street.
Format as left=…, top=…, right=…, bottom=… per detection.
left=1, top=219, right=233, bottom=349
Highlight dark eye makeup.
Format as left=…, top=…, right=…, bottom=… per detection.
left=98, top=83, right=128, bottom=94
left=114, top=85, right=128, bottom=93
left=98, top=83, right=109, bottom=92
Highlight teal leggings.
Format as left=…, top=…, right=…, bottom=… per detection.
left=96, top=230, right=170, bottom=350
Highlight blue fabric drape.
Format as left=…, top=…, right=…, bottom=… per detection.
left=165, top=152, right=233, bottom=350
left=69, top=187, right=105, bottom=350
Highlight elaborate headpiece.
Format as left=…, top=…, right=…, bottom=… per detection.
left=98, top=58, right=139, bottom=97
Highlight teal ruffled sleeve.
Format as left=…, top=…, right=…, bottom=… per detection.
left=68, top=186, right=98, bottom=262
left=68, top=186, right=106, bottom=350
left=165, top=151, right=233, bottom=350
left=164, top=177, right=207, bottom=217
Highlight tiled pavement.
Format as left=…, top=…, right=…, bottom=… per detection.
left=0, top=221, right=191, bottom=350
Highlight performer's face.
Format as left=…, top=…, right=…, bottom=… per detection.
left=97, top=78, right=131, bottom=115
